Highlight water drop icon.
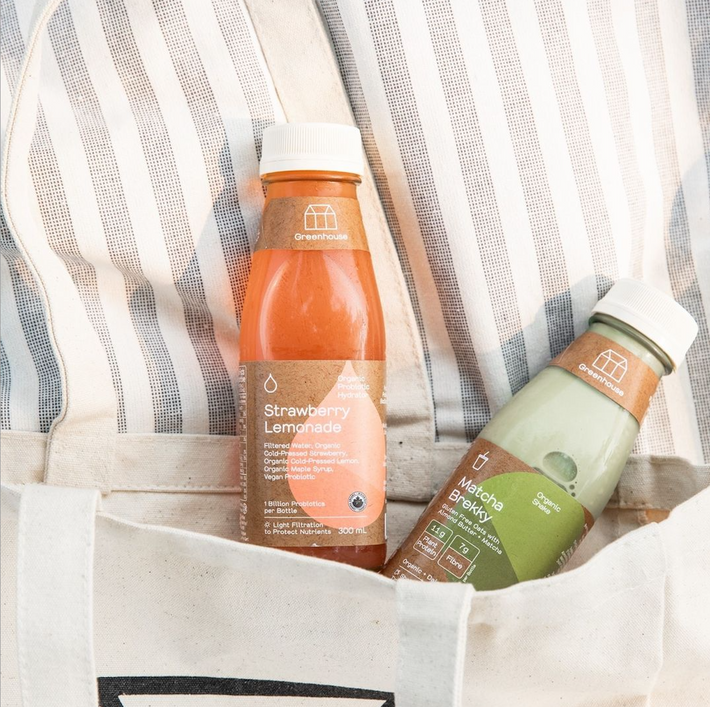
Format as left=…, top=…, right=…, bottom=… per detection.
left=264, top=373, right=277, bottom=394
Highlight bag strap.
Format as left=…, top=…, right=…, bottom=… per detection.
left=2, top=0, right=118, bottom=492
left=17, top=485, right=101, bottom=707
left=396, top=580, right=473, bottom=707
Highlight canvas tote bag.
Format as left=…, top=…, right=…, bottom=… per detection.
left=2, top=467, right=710, bottom=706
left=2, top=0, right=710, bottom=705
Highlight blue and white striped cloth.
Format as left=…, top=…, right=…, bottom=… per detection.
left=1, top=0, right=708, bottom=493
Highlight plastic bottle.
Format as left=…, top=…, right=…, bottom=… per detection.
left=239, top=123, right=387, bottom=570
left=383, top=279, right=697, bottom=588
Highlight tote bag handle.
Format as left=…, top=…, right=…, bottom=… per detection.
left=16, top=484, right=473, bottom=707
left=396, top=581, right=473, bottom=707
left=17, top=485, right=101, bottom=707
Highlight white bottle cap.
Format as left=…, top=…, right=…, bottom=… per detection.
left=591, top=278, right=698, bottom=369
left=259, top=123, right=364, bottom=176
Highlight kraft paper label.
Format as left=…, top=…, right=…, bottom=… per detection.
left=549, top=331, right=660, bottom=424
left=255, top=196, right=369, bottom=252
left=239, top=360, right=386, bottom=547
left=383, top=439, right=594, bottom=589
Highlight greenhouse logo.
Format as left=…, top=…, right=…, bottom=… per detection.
left=592, top=349, right=628, bottom=383
left=304, top=204, right=337, bottom=230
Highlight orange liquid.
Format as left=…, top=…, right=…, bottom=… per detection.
left=240, top=171, right=386, bottom=569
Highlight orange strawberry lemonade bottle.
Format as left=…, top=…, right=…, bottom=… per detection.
left=239, top=123, right=387, bottom=570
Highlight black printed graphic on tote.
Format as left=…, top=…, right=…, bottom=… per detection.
left=98, top=676, right=394, bottom=705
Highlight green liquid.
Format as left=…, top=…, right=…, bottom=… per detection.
left=383, top=315, right=673, bottom=588
left=481, top=317, right=668, bottom=518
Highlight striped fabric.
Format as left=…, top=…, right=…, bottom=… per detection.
left=319, top=0, right=710, bottom=462
left=1, top=0, right=282, bottom=436
left=1, top=0, right=63, bottom=434
left=0, top=0, right=708, bottom=472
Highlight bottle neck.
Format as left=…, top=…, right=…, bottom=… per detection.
left=262, top=170, right=361, bottom=204
left=588, top=313, right=673, bottom=377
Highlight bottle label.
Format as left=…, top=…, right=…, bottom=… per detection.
left=255, top=196, right=369, bottom=252
left=549, top=331, right=660, bottom=424
left=383, top=439, right=593, bottom=588
left=239, top=360, right=386, bottom=547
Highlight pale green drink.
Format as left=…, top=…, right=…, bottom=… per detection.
left=384, top=280, right=698, bottom=589
left=482, top=315, right=669, bottom=518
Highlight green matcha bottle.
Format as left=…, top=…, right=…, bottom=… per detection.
left=383, top=279, right=698, bottom=589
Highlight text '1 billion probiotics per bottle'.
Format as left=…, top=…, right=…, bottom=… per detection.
left=239, top=123, right=387, bottom=570
left=384, top=279, right=697, bottom=588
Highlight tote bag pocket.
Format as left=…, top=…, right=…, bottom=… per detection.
left=2, top=483, right=476, bottom=707
left=2, top=477, right=709, bottom=707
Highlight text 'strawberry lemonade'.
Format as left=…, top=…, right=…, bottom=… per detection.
left=239, top=123, right=386, bottom=570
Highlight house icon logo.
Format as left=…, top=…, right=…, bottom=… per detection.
left=304, top=204, right=337, bottom=230
left=592, top=349, right=628, bottom=383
